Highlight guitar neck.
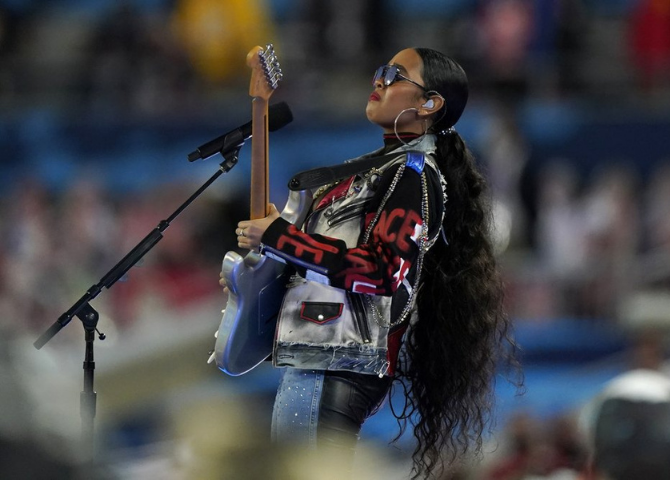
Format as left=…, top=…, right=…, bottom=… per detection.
left=249, top=96, right=269, bottom=219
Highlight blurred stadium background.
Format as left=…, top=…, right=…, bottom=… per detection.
left=1, top=0, right=670, bottom=478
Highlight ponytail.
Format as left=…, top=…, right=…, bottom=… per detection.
left=396, top=129, right=520, bottom=479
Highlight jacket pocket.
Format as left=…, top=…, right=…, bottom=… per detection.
left=300, top=302, right=343, bottom=324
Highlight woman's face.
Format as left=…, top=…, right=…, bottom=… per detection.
left=366, top=48, right=427, bottom=134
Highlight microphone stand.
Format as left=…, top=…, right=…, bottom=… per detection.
left=33, top=143, right=244, bottom=456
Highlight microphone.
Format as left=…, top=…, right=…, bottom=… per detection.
left=187, top=101, right=293, bottom=162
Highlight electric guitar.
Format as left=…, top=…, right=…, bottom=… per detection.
left=212, top=44, right=311, bottom=376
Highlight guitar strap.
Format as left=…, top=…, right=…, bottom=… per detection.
left=287, top=152, right=409, bottom=191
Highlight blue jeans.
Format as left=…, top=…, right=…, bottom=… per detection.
left=271, top=368, right=325, bottom=447
left=271, top=368, right=393, bottom=453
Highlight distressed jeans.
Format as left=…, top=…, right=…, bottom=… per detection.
left=271, top=368, right=325, bottom=446
left=271, top=367, right=392, bottom=474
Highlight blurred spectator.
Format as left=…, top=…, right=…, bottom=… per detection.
left=555, top=0, right=588, bottom=95
left=483, top=412, right=541, bottom=479
left=476, top=0, right=534, bottom=102
left=629, top=0, right=670, bottom=95
left=579, top=164, right=641, bottom=318
left=171, top=0, right=276, bottom=84
left=535, top=160, right=586, bottom=281
left=482, top=411, right=586, bottom=480
left=0, top=5, right=22, bottom=101
left=580, top=369, right=670, bottom=480
left=54, top=177, right=118, bottom=277
left=82, top=2, right=200, bottom=117
left=546, top=414, right=589, bottom=475
left=82, top=2, right=154, bottom=112
left=133, top=184, right=221, bottom=309
left=482, top=105, right=530, bottom=249
left=299, top=0, right=388, bottom=69
left=0, top=178, right=60, bottom=333
left=627, top=328, right=669, bottom=372
left=527, top=159, right=590, bottom=318
left=283, top=0, right=390, bottom=114
left=641, top=161, right=670, bottom=253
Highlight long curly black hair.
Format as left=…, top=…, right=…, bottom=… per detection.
left=393, top=47, right=522, bottom=479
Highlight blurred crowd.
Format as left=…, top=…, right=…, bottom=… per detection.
left=0, top=176, right=233, bottom=335
left=504, top=156, right=670, bottom=322
left=0, top=0, right=668, bottom=335
left=0, top=0, right=669, bottom=116
left=1, top=0, right=670, bottom=479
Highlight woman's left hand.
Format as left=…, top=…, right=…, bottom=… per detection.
left=236, top=204, right=281, bottom=251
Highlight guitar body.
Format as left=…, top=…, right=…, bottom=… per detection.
left=214, top=189, right=313, bottom=375
left=214, top=252, right=288, bottom=375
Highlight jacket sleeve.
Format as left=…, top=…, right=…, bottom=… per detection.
left=260, top=162, right=443, bottom=296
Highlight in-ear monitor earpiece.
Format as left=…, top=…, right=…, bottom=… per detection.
left=422, top=99, right=434, bottom=109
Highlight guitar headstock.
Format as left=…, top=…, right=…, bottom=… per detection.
left=247, top=44, right=283, bottom=100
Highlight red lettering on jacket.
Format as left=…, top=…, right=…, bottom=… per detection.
left=373, top=208, right=422, bottom=253
left=276, top=225, right=341, bottom=265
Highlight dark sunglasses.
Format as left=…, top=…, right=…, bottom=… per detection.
left=372, top=64, right=427, bottom=92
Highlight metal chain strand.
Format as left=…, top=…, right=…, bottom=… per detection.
left=363, top=164, right=431, bottom=328
left=362, top=162, right=406, bottom=244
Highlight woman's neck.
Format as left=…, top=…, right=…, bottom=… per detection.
left=382, top=132, right=421, bottom=152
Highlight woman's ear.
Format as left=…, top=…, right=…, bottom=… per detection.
left=419, top=94, right=445, bottom=117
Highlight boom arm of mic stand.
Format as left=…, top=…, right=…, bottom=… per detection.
left=33, top=144, right=243, bottom=350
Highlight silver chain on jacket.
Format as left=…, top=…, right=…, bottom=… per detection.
left=361, top=161, right=431, bottom=328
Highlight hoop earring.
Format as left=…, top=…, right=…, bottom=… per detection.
left=393, top=107, right=427, bottom=147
